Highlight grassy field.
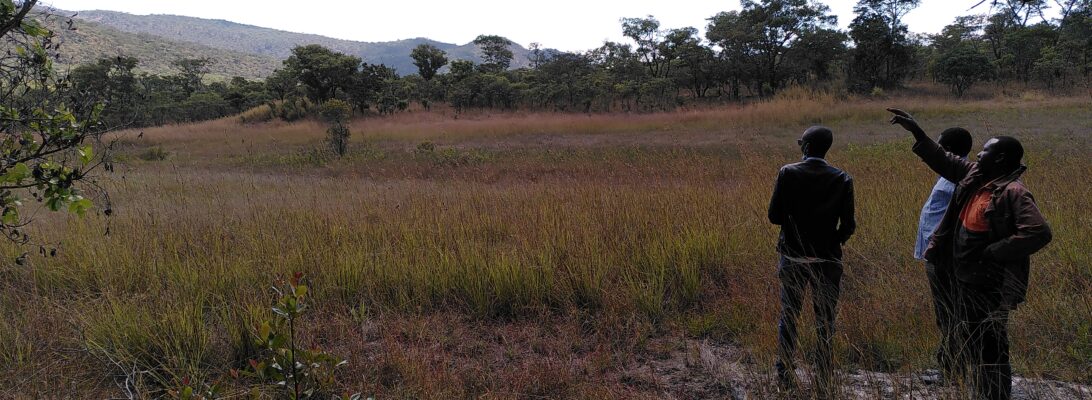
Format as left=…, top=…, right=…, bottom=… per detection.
left=1, top=88, right=1090, bottom=398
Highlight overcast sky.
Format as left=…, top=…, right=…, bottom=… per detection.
left=42, top=0, right=1051, bottom=52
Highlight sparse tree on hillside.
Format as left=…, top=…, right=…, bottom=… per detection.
left=473, top=35, right=514, bottom=73
left=410, top=43, right=448, bottom=81
left=527, top=42, right=548, bottom=68
left=1, top=0, right=111, bottom=250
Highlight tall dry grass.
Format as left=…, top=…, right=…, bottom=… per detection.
left=2, top=92, right=1089, bottom=397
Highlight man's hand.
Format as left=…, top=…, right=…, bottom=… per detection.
left=886, top=108, right=922, bottom=134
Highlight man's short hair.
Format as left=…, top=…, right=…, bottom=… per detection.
left=938, top=127, right=973, bottom=157
left=992, top=136, right=1024, bottom=167
left=802, top=126, right=833, bottom=156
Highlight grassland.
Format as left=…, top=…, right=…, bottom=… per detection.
left=1, top=88, right=1089, bottom=398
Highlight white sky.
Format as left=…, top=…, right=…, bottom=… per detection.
left=42, top=0, right=1052, bottom=52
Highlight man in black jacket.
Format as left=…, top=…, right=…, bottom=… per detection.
left=768, top=126, right=855, bottom=397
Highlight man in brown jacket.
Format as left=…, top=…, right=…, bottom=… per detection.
left=888, top=108, right=1052, bottom=400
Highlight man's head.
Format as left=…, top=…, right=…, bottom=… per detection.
left=977, top=136, right=1024, bottom=175
left=938, top=127, right=972, bottom=157
left=798, top=126, right=833, bottom=158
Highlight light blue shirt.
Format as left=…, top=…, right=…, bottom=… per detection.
left=915, top=176, right=957, bottom=259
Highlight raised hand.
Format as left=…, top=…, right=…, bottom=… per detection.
left=886, top=107, right=923, bottom=135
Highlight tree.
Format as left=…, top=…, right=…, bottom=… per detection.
left=931, top=15, right=984, bottom=55
left=265, top=68, right=299, bottom=100
left=707, top=11, right=759, bottom=99
left=349, top=63, right=397, bottom=112
left=1, top=0, right=110, bottom=248
left=621, top=16, right=667, bottom=77
left=172, top=57, right=211, bottom=96
left=528, top=51, right=599, bottom=111
left=661, top=27, right=718, bottom=97
left=320, top=99, right=351, bottom=157
left=706, top=0, right=839, bottom=96
left=1032, top=46, right=1069, bottom=88
left=587, top=41, right=645, bottom=110
left=787, top=27, right=848, bottom=83
left=847, top=0, right=920, bottom=91
left=527, top=42, right=549, bottom=68
left=224, top=76, right=271, bottom=112
left=934, top=45, right=994, bottom=96
left=983, top=11, right=1057, bottom=82
left=69, top=56, right=141, bottom=127
left=410, top=43, right=448, bottom=81
left=742, top=0, right=839, bottom=93
left=1057, top=0, right=1091, bottom=76
left=283, top=45, right=361, bottom=102
left=472, top=35, right=514, bottom=74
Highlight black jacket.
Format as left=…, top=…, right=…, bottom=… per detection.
left=768, top=158, right=856, bottom=261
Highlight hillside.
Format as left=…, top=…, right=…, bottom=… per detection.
left=46, top=13, right=279, bottom=80
left=74, top=10, right=531, bottom=75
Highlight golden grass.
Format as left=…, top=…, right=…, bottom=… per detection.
left=2, top=91, right=1090, bottom=397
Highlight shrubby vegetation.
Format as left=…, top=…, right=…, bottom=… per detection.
left=0, top=0, right=110, bottom=248
left=68, top=0, right=1092, bottom=127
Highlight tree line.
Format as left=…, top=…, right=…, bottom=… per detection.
left=68, top=0, right=1092, bottom=127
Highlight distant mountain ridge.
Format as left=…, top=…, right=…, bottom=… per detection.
left=46, top=14, right=280, bottom=80
left=73, top=10, right=531, bottom=76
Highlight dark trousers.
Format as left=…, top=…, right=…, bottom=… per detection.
left=776, top=256, right=843, bottom=389
left=956, top=281, right=1012, bottom=400
left=926, top=261, right=960, bottom=376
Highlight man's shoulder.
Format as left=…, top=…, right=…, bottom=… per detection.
left=777, top=162, right=804, bottom=177
left=999, top=179, right=1034, bottom=199
left=780, top=160, right=851, bottom=180
left=818, top=162, right=853, bottom=181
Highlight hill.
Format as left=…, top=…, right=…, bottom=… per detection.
left=73, top=10, right=531, bottom=75
left=45, top=12, right=279, bottom=80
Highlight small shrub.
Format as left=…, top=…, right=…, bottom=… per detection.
left=413, top=141, right=492, bottom=167
left=245, top=273, right=358, bottom=400
left=168, top=376, right=226, bottom=400
left=321, top=100, right=352, bottom=157
left=415, top=141, right=436, bottom=154
left=326, top=124, right=350, bottom=158
left=320, top=99, right=352, bottom=123
left=140, top=146, right=171, bottom=161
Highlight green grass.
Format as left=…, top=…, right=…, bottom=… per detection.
left=2, top=92, right=1089, bottom=397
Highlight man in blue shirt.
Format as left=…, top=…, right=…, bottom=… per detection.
left=916, top=127, right=972, bottom=381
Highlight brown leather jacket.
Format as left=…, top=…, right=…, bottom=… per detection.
left=913, top=138, right=1052, bottom=306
